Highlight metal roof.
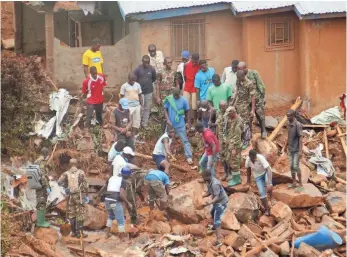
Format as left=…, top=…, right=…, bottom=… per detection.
left=231, top=1, right=293, bottom=12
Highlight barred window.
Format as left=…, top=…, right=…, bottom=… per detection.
left=171, top=19, right=206, bottom=60
left=265, top=17, right=294, bottom=51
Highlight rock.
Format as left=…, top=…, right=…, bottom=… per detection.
left=12, top=243, right=39, bottom=257
left=336, top=183, right=346, bottom=193
left=228, top=193, right=259, bottom=223
left=319, top=215, right=346, bottom=230
left=147, top=220, right=171, bottom=234
left=280, top=241, right=290, bottom=255
left=84, top=204, right=107, bottom=230
left=325, top=192, right=346, bottom=214
left=86, top=177, right=105, bottom=187
left=25, top=235, right=62, bottom=257
left=259, top=215, right=276, bottom=228
left=187, top=224, right=207, bottom=237
left=2, top=38, right=15, bottom=49
left=272, top=184, right=323, bottom=208
left=269, top=221, right=291, bottom=238
left=205, top=250, right=215, bottom=257
left=167, top=179, right=210, bottom=224
left=76, top=136, right=94, bottom=151
left=172, top=225, right=188, bottom=235
left=238, top=224, right=257, bottom=243
left=252, top=133, right=278, bottom=165
left=222, top=180, right=250, bottom=194
left=265, top=116, right=279, bottom=129
left=34, top=227, right=59, bottom=245
left=259, top=249, right=279, bottom=257
left=272, top=156, right=310, bottom=184
left=221, top=211, right=240, bottom=231
left=297, top=242, right=321, bottom=257
left=197, top=236, right=214, bottom=253
left=270, top=201, right=292, bottom=222
left=312, top=206, right=329, bottom=218
left=246, top=222, right=263, bottom=235
left=224, top=231, right=246, bottom=249
left=311, top=174, right=327, bottom=184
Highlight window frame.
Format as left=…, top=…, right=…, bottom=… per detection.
left=265, top=17, right=294, bottom=51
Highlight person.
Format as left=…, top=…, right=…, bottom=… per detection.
left=225, top=106, right=244, bottom=186
left=34, top=147, right=51, bottom=227
left=112, top=146, right=139, bottom=176
left=164, top=88, right=193, bottom=165
left=201, top=169, right=228, bottom=247
left=152, top=125, right=175, bottom=174
left=58, top=159, right=89, bottom=238
left=215, top=101, right=231, bottom=181
left=82, top=66, right=107, bottom=129
left=194, top=60, right=215, bottom=102
left=196, top=121, right=220, bottom=177
left=144, top=168, right=170, bottom=215
left=120, top=73, right=143, bottom=136
left=284, top=109, right=303, bottom=192
left=207, top=74, right=232, bottom=110
left=176, top=50, right=190, bottom=91
left=246, top=150, right=273, bottom=215
left=183, top=53, right=200, bottom=130
left=114, top=98, right=134, bottom=149
left=108, top=139, right=126, bottom=163
left=231, top=70, right=255, bottom=149
left=197, top=100, right=217, bottom=133
left=148, top=44, right=164, bottom=75
left=221, top=60, right=239, bottom=95
left=238, top=62, right=267, bottom=138
left=133, top=55, right=157, bottom=128
left=82, top=38, right=104, bottom=78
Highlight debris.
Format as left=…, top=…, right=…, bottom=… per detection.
left=297, top=242, right=321, bottom=257
left=33, top=227, right=59, bottom=245
left=272, top=157, right=310, bottom=184
left=308, top=144, right=335, bottom=177
left=252, top=133, right=278, bottom=165
left=270, top=201, right=293, bottom=222
left=311, top=106, right=345, bottom=125
left=320, top=215, right=346, bottom=230
left=259, top=215, right=276, bottom=228
left=279, top=241, right=290, bottom=255
left=336, top=125, right=347, bottom=157
left=312, top=206, right=330, bottom=218
left=187, top=224, right=207, bottom=237
left=147, top=220, right=171, bottom=234
left=325, top=192, right=346, bottom=214
left=84, top=204, right=107, bottom=230
left=221, top=211, right=241, bottom=231
left=265, top=116, right=279, bottom=129
left=224, top=231, right=246, bottom=249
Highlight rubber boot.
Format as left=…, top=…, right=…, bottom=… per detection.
left=260, top=119, right=267, bottom=139
left=70, top=218, right=77, bottom=237
left=260, top=198, right=270, bottom=216
left=228, top=172, right=242, bottom=187
left=36, top=210, right=50, bottom=228
left=75, top=220, right=88, bottom=238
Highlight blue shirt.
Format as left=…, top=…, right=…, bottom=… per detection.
left=164, top=96, right=189, bottom=129
left=145, top=170, right=170, bottom=185
left=194, top=67, right=215, bottom=100
left=108, top=142, right=123, bottom=162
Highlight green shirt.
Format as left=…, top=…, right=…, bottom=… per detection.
left=206, top=83, right=232, bottom=110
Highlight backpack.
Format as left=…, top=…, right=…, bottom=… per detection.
left=66, top=169, right=84, bottom=194
left=26, top=165, right=43, bottom=189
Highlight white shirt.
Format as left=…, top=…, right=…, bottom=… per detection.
left=177, top=62, right=185, bottom=89
left=112, top=155, right=127, bottom=176
left=153, top=133, right=172, bottom=156
left=107, top=175, right=122, bottom=192
left=108, top=142, right=122, bottom=162
left=148, top=51, right=164, bottom=74
left=245, top=154, right=270, bottom=178
left=221, top=67, right=237, bottom=94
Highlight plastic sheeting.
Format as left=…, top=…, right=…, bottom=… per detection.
left=308, top=144, right=335, bottom=177
left=310, top=106, right=345, bottom=125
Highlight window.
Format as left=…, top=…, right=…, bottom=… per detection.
left=265, top=17, right=294, bottom=51
left=171, top=19, right=206, bottom=60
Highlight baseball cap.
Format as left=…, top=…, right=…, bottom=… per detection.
left=123, top=146, right=135, bottom=156
left=181, top=50, right=190, bottom=59
left=121, top=166, right=132, bottom=176
left=119, top=98, right=129, bottom=110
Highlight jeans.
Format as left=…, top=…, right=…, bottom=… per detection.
left=199, top=152, right=219, bottom=177
left=255, top=173, right=272, bottom=199
left=289, top=151, right=300, bottom=173
left=174, top=125, right=192, bottom=159
left=105, top=200, right=125, bottom=232
left=210, top=203, right=227, bottom=228
left=142, top=93, right=153, bottom=127
left=86, top=103, right=103, bottom=128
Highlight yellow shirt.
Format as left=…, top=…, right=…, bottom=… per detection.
left=82, top=49, right=104, bottom=73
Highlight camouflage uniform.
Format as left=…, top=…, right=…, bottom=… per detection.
left=247, top=69, right=266, bottom=122
left=216, top=110, right=228, bottom=162
left=34, top=156, right=51, bottom=211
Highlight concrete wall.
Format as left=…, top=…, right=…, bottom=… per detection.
left=53, top=35, right=133, bottom=96
left=299, top=18, right=346, bottom=114
left=81, top=20, right=112, bottom=46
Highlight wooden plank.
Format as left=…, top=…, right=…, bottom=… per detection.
left=337, top=125, right=347, bottom=157
left=323, top=128, right=330, bottom=159
left=302, top=124, right=329, bottom=128
left=338, top=132, right=346, bottom=137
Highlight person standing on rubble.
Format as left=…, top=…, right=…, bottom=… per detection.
left=112, top=146, right=139, bottom=176
left=114, top=98, right=134, bottom=149
left=238, top=62, right=267, bottom=139
left=82, top=38, right=104, bottom=78
left=201, top=169, right=229, bottom=247
left=34, top=147, right=51, bottom=228
left=194, top=60, right=215, bottom=102
left=231, top=70, right=255, bottom=149
left=284, top=109, right=304, bottom=192
left=58, top=159, right=89, bottom=238
left=225, top=106, right=244, bottom=186
left=175, top=50, right=190, bottom=91
left=246, top=150, right=273, bottom=215
left=82, top=66, right=107, bottom=129
left=108, top=139, right=126, bottom=163
left=207, top=74, right=232, bottom=110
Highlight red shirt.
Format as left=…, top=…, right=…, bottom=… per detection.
left=184, top=61, right=199, bottom=93
left=82, top=74, right=106, bottom=104
left=203, top=128, right=220, bottom=156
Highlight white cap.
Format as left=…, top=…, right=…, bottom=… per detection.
left=123, top=146, right=135, bottom=156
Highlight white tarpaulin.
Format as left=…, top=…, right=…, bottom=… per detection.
left=310, top=106, right=345, bottom=125
left=77, top=1, right=95, bottom=15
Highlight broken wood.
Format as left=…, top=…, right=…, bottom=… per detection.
left=337, top=125, right=347, bottom=156
left=323, top=128, right=330, bottom=159
left=302, top=124, right=329, bottom=128
left=335, top=176, right=347, bottom=185
left=66, top=245, right=98, bottom=256
left=338, top=132, right=346, bottom=137
left=243, top=224, right=271, bottom=251
left=268, top=97, right=302, bottom=141
left=290, top=235, right=295, bottom=257
left=245, top=237, right=286, bottom=257
left=135, top=152, right=191, bottom=173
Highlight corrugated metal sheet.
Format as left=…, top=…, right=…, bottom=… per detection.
left=295, top=2, right=346, bottom=15
left=231, top=1, right=293, bottom=12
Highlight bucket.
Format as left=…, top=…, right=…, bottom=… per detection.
left=294, top=225, right=342, bottom=250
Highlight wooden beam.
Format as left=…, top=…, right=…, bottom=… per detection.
left=338, top=132, right=346, bottom=137
left=337, top=126, right=347, bottom=157
left=323, top=128, right=330, bottom=159
left=302, top=124, right=329, bottom=128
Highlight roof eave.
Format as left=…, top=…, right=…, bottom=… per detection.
left=233, top=6, right=295, bottom=18
left=298, top=12, right=346, bottom=20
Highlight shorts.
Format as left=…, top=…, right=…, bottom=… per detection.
left=144, top=179, right=168, bottom=203
left=183, top=91, right=197, bottom=110
left=152, top=154, right=166, bottom=169
left=255, top=172, right=272, bottom=199
left=289, top=151, right=300, bottom=173
left=129, top=105, right=141, bottom=129
left=210, top=203, right=227, bottom=228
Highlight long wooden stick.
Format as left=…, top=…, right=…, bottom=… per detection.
left=323, top=128, right=330, bottom=159
left=268, top=97, right=302, bottom=141
left=338, top=132, right=346, bottom=137
left=290, top=235, right=295, bottom=257
left=337, top=125, right=347, bottom=156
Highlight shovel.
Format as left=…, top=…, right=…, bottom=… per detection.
left=60, top=195, right=71, bottom=237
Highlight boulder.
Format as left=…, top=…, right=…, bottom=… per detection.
left=228, top=193, right=259, bottom=223
left=252, top=133, right=278, bottom=165
left=197, top=236, right=214, bottom=253
left=297, top=242, right=321, bottom=257
left=325, top=192, right=346, bottom=214
left=224, top=231, right=246, bottom=249
left=272, top=184, right=323, bottom=208
left=84, top=204, right=107, bottom=230
left=187, top=224, right=207, bottom=237
left=280, top=241, right=290, bottom=256
left=167, top=179, right=210, bottom=224
left=270, top=201, right=292, bottom=222
left=172, top=225, right=188, bottom=235
left=272, top=156, right=310, bottom=184
left=221, top=211, right=240, bottom=231
left=311, top=174, right=327, bottom=184
left=147, top=220, right=171, bottom=234
left=265, top=116, right=279, bottom=129
left=33, top=227, right=59, bottom=245
left=259, top=215, right=276, bottom=228
left=312, top=206, right=329, bottom=218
